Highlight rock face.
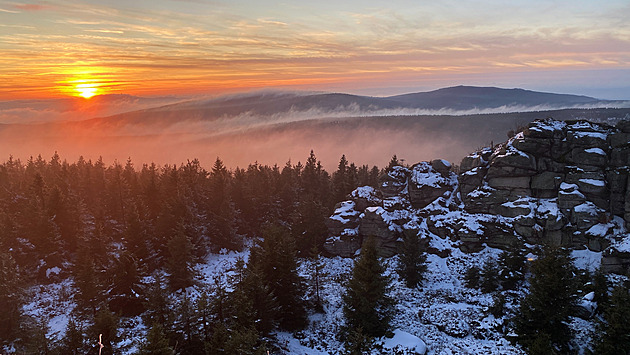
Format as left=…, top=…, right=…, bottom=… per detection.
left=324, top=118, right=630, bottom=275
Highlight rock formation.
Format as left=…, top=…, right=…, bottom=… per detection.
left=323, top=118, right=630, bottom=275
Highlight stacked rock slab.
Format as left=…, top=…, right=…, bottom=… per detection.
left=323, top=118, right=630, bottom=275
left=459, top=118, right=629, bottom=252
left=323, top=161, right=458, bottom=257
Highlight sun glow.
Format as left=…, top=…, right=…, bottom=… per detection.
left=75, top=83, right=99, bottom=99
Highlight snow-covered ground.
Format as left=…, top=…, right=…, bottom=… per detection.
left=23, top=237, right=626, bottom=355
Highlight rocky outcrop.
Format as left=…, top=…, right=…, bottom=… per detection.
left=459, top=119, right=628, bottom=251
left=323, top=118, right=630, bottom=275
left=408, top=161, right=458, bottom=209
left=324, top=161, right=458, bottom=257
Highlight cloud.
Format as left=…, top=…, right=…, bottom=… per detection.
left=13, top=4, right=46, bottom=11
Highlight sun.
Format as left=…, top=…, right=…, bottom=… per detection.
left=75, top=83, right=99, bottom=99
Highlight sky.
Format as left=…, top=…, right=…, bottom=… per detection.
left=1, top=0, right=629, bottom=100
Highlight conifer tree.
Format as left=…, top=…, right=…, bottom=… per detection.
left=481, top=260, right=500, bottom=294
left=250, top=225, right=307, bottom=330
left=138, top=322, right=174, bottom=355
left=309, top=246, right=326, bottom=311
left=593, top=284, right=630, bottom=355
left=61, top=318, right=85, bottom=355
left=333, top=154, right=351, bottom=202
left=396, top=230, right=427, bottom=288
left=464, top=266, right=481, bottom=289
left=343, top=236, right=394, bottom=338
left=387, top=155, right=400, bottom=169
left=166, top=224, right=195, bottom=291
left=514, top=245, right=577, bottom=354
left=143, top=273, right=173, bottom=331
left=73, top=243, right=102, bottom=317
left=89, top=307, right=120, bottom=355
left=232, top=263, right=277, bottom=336
left=497, top=247, right=527, bottom=291
left=0, top=252, right=23, bottom=346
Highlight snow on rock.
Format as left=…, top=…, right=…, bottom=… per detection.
left=609, top=236, right=630, bottom=253
left=578, top=178, right=605, bottom=187
left=330, top=201, right=359, bottom=223
left=381, top=329, right=427, bottom=354
left=585, top=223, right=613, bottom=238
left=584, top=148, right=606, bottom=155
left=572, top=249, right=602, bottom=272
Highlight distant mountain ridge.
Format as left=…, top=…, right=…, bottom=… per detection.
left=85, top=85, right=622, bottom=127
left=386, top=85, right=603, bottom=110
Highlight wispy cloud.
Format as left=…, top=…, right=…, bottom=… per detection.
left=0, top=0, right=629, bottom=99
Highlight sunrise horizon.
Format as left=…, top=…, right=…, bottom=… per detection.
left=1, top=0, right=629, bottom=101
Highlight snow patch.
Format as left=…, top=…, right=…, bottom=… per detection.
left=382, top=329, right=427, bottom=354
left=571, top=249, right=602, bottom=272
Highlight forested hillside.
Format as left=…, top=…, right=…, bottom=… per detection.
left=0, top=151, right=381, bottom=353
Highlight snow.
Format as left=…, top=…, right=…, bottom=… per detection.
left=351, top=186, right=381, bottom=204
left=571, top=249, right=602, bottom=272
left=529, top=119, right=567, bottom=133
left=437, top=159, right=452, bottom=168
left=46, top=266, right=61, bottom=278
left=574, top=202, right=600, bottom=215
left=560, top=182, right=579, bottom=191
left=585, top=223, right=612, bottom=237
left=610, top=236, right=630, bottom=253
left=410, top=162, right=447, bottom=189
left=330, top=200, right=359, bottom=223
left=382, top=329, right=427, bottom=354
left=572, top=131, right=607, bottom=141
left=584, top=148, right=606, bottom=155
left=579, top=178, right=605, bottom=187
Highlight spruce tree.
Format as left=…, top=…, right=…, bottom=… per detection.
left=343, top=236, right=394, bottom=338
left=89, top=307, right=120, bottom=355
left=61, top=318, right=85, bottom=355
left=396, top=230, right=427, bottom=288
left=138, top=323, right=174, bottom=355
left=464, top=266, right=481, bottom=289
left=497, top=247, right=527, bottom=291
left=514, top=245, right=577, bottom=354
left=73, top=243, right=102, bottom=317
left=593, top=284, right=630, bottom=355
left=481, top=260, right=500, bottom=294
left=249, top=225, right=307, bottom=331
left=0, top=252, right=23, bottom=346
left=166, top=224, right=195, bottom=291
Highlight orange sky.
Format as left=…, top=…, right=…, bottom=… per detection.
left=1, top=0, right=629, bottom=100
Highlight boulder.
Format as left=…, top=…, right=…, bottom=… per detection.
left=459, top=167, right=486, bottom=196
left=525, top=119, right=566, bottom=139
left=431, top=159, right=452, bottom=177
left=537, top=157, right=566, bottom=173
left=531, top=172, right=563, bottom=198
left=408, top=162, right=455, bottom=209
left=381, top=166, right=410, bottom=197
left=350, top=186, right=382, bottom=211
left=569, top=147, right=607, bottom=167
left=323, top=234, right=362, bottom=258
left=491, top=149, right=536, bottom=171
left=558, top=183, right=586, bottom=211
left=460, top=148, right=492, bottom=172
left=566, top=130, right=608, bottom=149
left=610, top=147, right=630, bottom=167
left=487, top=176, right=531, bottom=190
left=601, top=244, right=630, bottom=275
left=608, top=132, right=630, bottom=148
left=616, top=119, right=630, bottom=133
left=512, top=137, right=552, bottom=156
left=359, top=207, right=399, bottom=257
left=550, top=139, right=572, bottom=161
